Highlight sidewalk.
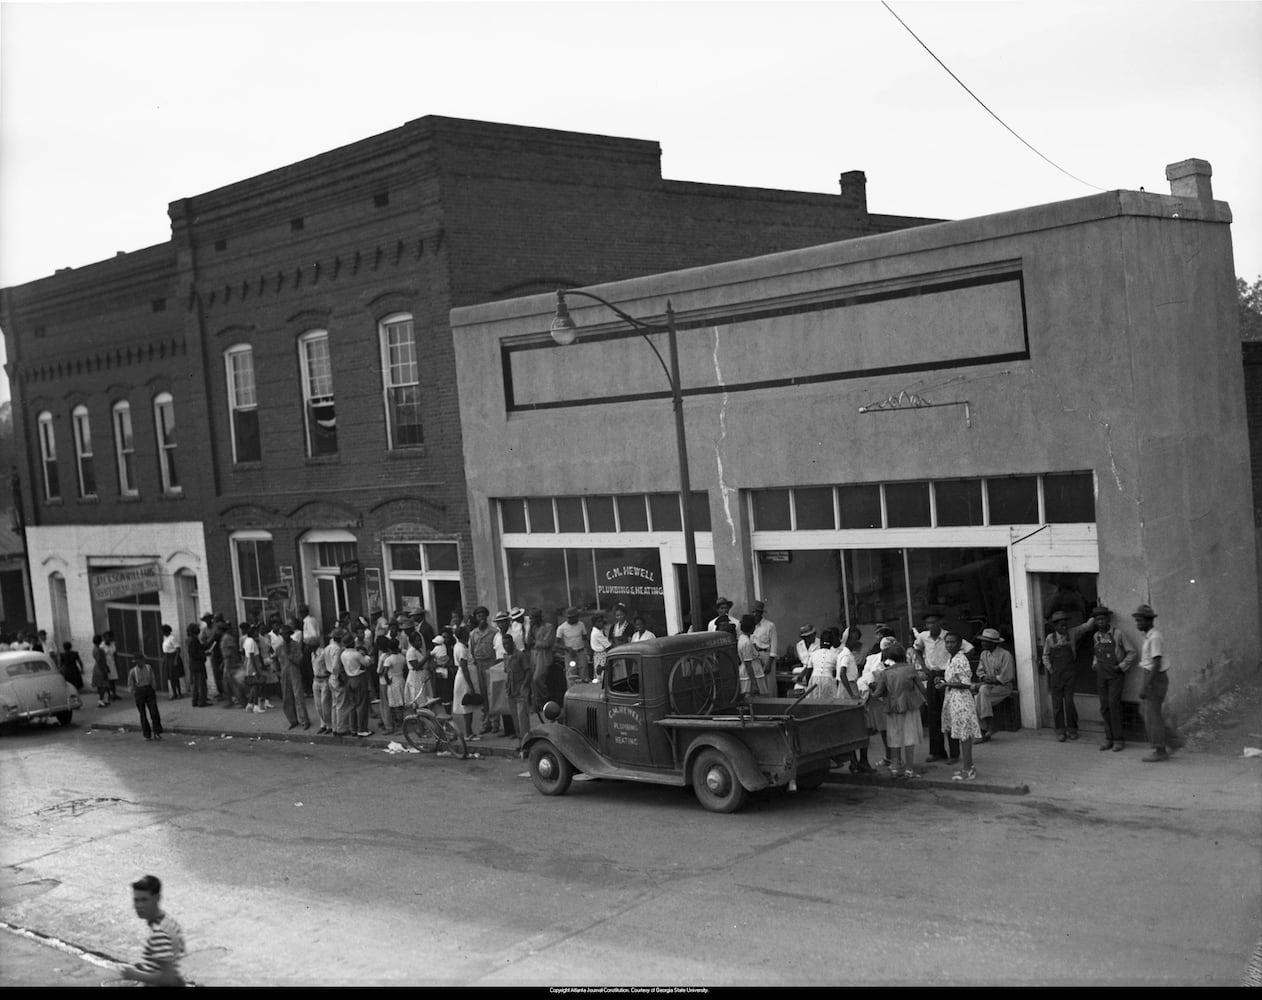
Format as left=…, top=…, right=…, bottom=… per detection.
left=82, top=692, right=1261, bottom=812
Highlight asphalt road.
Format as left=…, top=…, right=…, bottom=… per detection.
left=0, top=722, right=1258, bottom=986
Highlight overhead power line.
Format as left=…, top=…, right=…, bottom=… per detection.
left=881, top=1, right=1106, bottom=192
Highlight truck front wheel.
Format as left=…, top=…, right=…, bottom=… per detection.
left=692, top=749, right=748, bottom=813
left=529, top=740, right=574, bottom=796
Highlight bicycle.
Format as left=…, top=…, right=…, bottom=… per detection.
left=401, top=694, right=468, bottom=759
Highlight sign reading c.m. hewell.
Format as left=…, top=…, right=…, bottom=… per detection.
left=90, top=563, right=162, bottom=602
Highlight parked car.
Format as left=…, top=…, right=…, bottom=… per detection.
left=0, top=651, right=83, bottom=729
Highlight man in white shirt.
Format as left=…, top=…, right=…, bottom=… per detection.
left=707, top=597, right=735, bottom=632
left=1135, top=604, right=1169, bottom=762
left=750, top=600, right=778, bottom=695
left=300, top=604, right=320, bottom=697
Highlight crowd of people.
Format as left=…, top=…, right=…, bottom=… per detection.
left=36, top=590, right=1171, bottom=767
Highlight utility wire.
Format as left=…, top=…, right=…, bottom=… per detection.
left=881, top=1, right=1106, bottom=192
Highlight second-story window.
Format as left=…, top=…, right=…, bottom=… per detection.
left=380, top=314, right=423, bottom=448
left=299, top=330, right=337, bottom=456
left=37, top=411, right=60, bottom=502
left=72, top=405, right=96, bottom=499
left=153, top=392, right=181, bottom=494
left=225, top=346, right=261, bottom=463
left=113, top=400, right=138, bottom=496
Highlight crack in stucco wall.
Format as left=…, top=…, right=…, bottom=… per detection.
left=711, top=326, right=736, bottom=546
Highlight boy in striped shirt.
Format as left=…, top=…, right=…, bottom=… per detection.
left=122, top=874, right=185, bottom=987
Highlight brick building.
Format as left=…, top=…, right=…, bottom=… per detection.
left=0, top=116, right=938, bottom=669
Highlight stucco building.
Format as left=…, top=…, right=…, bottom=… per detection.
left=0, top=116, right=936, bottom=670
left=452, top=158, right=1259, bottom=733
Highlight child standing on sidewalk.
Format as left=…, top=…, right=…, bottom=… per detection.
left=868, top=642, right=926, bottom=779
left=502, top=633, right=532, bottom=755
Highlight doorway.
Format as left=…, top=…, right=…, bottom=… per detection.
left=1028, top=572, right=1101, bottom=728
left=674, top=563, right=717, bottom=633
left=105, top=593, right=163, bottom=687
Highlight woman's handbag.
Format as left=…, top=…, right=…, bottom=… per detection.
left=461, top=692, right=486, bottom=707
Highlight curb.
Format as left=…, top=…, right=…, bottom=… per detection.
left=824, top=770, right=1030, bottom=796
left=83, top=722, right=522, bottom=760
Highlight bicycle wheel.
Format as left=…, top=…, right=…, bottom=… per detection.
left=402, top=712, right=440, bottom=753
left=438, top=719, right=468, bottom=760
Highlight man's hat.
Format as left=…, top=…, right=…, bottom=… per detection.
left=200, top=613, right=214, bottom=622
left=1091, top=605, right=1112, bottom=617
left=493, top=610, right=510, bottom=623
left=978, top=627, right=1003, bottom=643
left=1050, top=610, right=1069, bottom=623
left=922, top=611, right=943, bottom=622
left=799, top=623, right=816, bottom=637
left=564, top=606, right=580, bottom=617
left=510, top=607, right=526, bottom=621
left=751, top=599, right=766, bottom=613
left=431, top=635, right=447, bottom=647
left=1132, top=604, right=1158, bottom=619
left=715, top=597, right=733, bottom=609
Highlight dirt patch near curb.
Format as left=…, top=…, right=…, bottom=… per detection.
left=1177, top=674, right=1262, bottom=756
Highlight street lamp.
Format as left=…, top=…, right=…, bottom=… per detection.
left=550, top=289, right=704, bottom=634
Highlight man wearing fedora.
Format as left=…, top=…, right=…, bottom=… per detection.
left=1083, top=605, right=1136, bottom=751
left=1134, top=604, right=1170, bottom=762
left=912, top=611, right=973, bottom=763
left=556, top=607, right=590, bottom=690
left=1042, top=610, right=1084, bottom=741
left=974, top=627, right=1015, bottom=741
left=707, top=597, right=735, bottom=632
left=792, top=624, right=820, bottom=694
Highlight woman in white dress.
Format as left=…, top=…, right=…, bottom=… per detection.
left=803, top=628, right=841, bottom=701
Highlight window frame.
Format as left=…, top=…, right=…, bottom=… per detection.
left=112, top=400, right=138, bottom=496
left=37, top=411, right=60, bottom=502
left=298, top=330, right=337, bottom=457
left=71, top=404, right=96, bottom=499
left=225, top=344, right=261, bottom=464
left=379, top=313, right=424, bottom=449
left=152, top=391, right=181, bottom=495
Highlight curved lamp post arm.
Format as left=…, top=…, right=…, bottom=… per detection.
left=551, top=290, right=676, bottom=390
left=549, top=288, right=704, bottom=633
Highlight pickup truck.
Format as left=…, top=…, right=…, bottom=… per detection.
left=523, top=631, right=869, bottom=813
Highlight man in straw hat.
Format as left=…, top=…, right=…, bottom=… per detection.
left=974, top=627, right=1015, bottom=742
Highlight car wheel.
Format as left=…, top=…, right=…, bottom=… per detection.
left=55, top=710, right=73, bottom=727
left=691, top=748, right=747, bottom=813
left=529, top=740, right=573, bottom=796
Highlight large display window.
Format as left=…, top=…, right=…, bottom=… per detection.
left=507, top=547, right=666, bottom=634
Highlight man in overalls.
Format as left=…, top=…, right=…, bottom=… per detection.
left=1042, top=610, right=1085, bottom=741
left=1084, top=605, right=1136, bottom=751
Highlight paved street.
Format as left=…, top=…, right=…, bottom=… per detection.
left=0, top=706, right=1258, bottom=987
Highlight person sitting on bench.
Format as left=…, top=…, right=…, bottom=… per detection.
left=974, top=628, right=1015, bottom=741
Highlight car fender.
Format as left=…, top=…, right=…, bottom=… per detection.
left=682, top=731, right=770, bottom=793
left=522, top=723, right=605, bottom=774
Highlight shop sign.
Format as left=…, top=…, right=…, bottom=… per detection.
left=339, top=559, right=360, bottom=579
left=365, top=568, right=383, bottom=614
left=91, top=563, right=161, bottom=602
left=759, top=551, right=792, bottom=563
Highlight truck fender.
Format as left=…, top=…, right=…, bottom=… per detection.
left=522, top=723, right=604, bottom=774
left=682, top=732, right=770, bottom=793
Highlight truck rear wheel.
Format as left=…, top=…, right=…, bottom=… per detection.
left=529, top=740, right=573, bottom=796
left=692, top=748, right=747, bottom=813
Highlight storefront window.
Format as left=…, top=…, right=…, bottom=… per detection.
left=907, top=548, right=1010, bottom=640
left=507, top=549, right=568, bottom=615
left=844, top=549, right=909, bottom=640
left=507, top=547, right=666, bottom=627
left=759, top=550, right=841, bottom=645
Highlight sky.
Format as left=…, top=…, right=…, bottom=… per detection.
left=0, top=0, right=1259, bottom=403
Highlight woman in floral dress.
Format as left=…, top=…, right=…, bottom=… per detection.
left=939, top=631, right=982, bottom=781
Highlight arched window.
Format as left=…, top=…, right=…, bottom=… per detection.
left=379, top=313, right=423, bottom=448
left=298, top=330, right=337, bottom=456
left=153, top=392, right=181, bottom=494
left=71, top=405, right=96, bottom=498
left=225, top=345, right=261, bottom=463
left=37, top=411, right=61, bottom=502
left=112, top=400, right=137, bottom=496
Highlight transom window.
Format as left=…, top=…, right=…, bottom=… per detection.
left=380, top=314, right=423, bottom=448
left=499, top=492, right=711, bottom=534
left=299, top=331, right=337, bottom=456
left=225, top=346, right=261, bottom=463
left=153, top=392, right=180, bottom=494
left=112, top=401, right=137, bottom=496
left=72, top=404, right=96, bottom=499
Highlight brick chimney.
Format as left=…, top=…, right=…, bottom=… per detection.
left=1165, top=159, right=1213, bottom=202
left=839, top=170, right=868, bottom=214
